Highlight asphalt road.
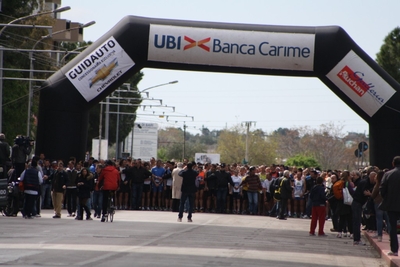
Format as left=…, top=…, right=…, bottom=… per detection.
left=0, top=210, right=387, bottom=267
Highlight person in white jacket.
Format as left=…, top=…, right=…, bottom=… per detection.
left=171, top=162, right=183, bottom=212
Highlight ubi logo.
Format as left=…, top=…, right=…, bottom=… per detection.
left=153, top=35, right=211, bottom=52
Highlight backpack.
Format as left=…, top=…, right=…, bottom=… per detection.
left=273, top=178, right=285, bottom=200
left=333, top=180, right=344, bottom=200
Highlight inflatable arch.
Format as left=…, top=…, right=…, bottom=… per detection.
left=36, top=16, right=400, bottom=168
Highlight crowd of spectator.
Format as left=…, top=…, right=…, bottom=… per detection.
left=4, top=153, right=399, bottom=255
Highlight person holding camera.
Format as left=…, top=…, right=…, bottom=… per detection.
left=12, top=135, right=32, bottom=178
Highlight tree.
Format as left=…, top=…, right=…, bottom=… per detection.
left=286, top=154, right=319, bottom=168
left=272, top=123, right=361, bottom=170
left=217, top=125, right=277, bottom=165
left=376, top=27, right=400, bottom=82
left=0, top=1, right=52, bottom=144
left=157, top=127, right=208, bottom=161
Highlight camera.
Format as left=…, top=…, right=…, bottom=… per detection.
left=14, top=135, right=34, bottom=147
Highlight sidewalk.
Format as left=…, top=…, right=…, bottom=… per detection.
left=364, top=231, right=400, bottom=267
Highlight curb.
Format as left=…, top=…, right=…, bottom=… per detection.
left=364, top=231, right=400, bottom=267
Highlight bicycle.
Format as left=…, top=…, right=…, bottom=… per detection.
left=105, top=190, right=116, bottom=222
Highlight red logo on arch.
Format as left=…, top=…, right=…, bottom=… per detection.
left=184, top=36, right=211, bottom=52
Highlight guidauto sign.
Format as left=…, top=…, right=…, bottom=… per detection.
left=148, top=24, right=315, bottom=71
left=66, top=36, right=135, bottom=102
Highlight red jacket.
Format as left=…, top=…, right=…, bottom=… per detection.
left=99, top=165, right=119, bottom=191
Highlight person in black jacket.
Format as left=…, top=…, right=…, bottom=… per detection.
left=51, top=161, right=69, bottom=218
left=352, top=171, right=375, bottom=245
left=76, top=168, right=93, bottom=220
left=380, top=156, right=400, bottom=256
left=41, top=159, right=53, bottom=209
left=124, top=159, right=151, bottom=210
left=303, top=170, right=318, bottom=219
left=309, top=176, right=327, bottom=236
left=278, top=170, right=293, bottom=220
left=177, top=162, right=198, bottom=222
left=215, top=163, right=233, bottom=213
left=205, top=164, right=217, bottom=212
left=11, top=135, right=32, bottom=178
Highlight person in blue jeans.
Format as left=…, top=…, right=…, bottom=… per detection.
left=177, top=162, right=198, bottom=222
left=92, top=164, right=103, bottom=218
left=151, top=160, right=165, bottom=210
left=240, top=166, right=262, bottom=215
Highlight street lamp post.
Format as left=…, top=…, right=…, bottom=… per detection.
left=137, top=80, right=178, bottom=98
left=242, top=121, right=256, bottom=164
left=27, top=21, right=96, bottom=136
left=0, top=6, right=71, bottom=38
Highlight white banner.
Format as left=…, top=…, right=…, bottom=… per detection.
left=92, top=139, right=108, bottom=160
left=66, top=36, right=135, bottom=102
left=148, top=24, right=315, bottom=71
left=195, top=153, right=220, bottom=164
left=132, top=123, right=158, bottom=161
left=326, top=50, right=396, bottom=117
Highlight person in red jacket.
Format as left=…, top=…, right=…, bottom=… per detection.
left=98, top=160, right=119, bottom=222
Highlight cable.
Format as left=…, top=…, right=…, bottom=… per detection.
left=384, top=105, right=400, bottom=114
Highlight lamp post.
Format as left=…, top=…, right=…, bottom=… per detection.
left=137, top=80, right=178, bottom=98
left=242, top=121, right=256, bottom=164
left=0, top=6, right=71, bottom=38
left=107, top=80, right=178, bottom=159
left=27, top=21, right=96, bottom=136
left=59, top=45, right=90, bottom=67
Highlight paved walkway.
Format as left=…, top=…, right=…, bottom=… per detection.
left=0, top=210, right=392, bottom=267
left=364, top=231, right=400, bottom=267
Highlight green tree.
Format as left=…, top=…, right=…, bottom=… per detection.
left=0, top=1, right=53, bottom=144
left=157, top=127, right=207, bottom=161
left=285, top=154, right=319, bottom=168
left=376, top=27, right=400, bottom=82
left=216, top=125, right=277, bottom=165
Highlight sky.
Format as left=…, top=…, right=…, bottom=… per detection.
left=61, top=0, right=400, bottom=135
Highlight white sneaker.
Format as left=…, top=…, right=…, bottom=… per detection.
left=343, top=233, right=348, bottom=237
left=336, top=233, right=342, bottom=238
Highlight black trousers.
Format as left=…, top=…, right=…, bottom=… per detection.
left=23, top=193, right=36, bottom=217
left=102, top=190, right=114, bottom=215
left=279, top=198, right=288, bottom=218
left=388, top=211, right=400, bottom=253
left=172, top=198, right=180, bottom=212
left=78, top=198, right=91, bottom=219
left=66, top=188, right=77, bottom=214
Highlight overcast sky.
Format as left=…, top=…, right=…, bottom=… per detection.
left=62, top=0, right=400, bottom=135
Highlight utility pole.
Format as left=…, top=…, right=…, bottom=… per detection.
left=182, top=122, right=187, bottom=160
left=98, top=103, right=103, bottom=160
left=242, top=121, right=256, bottom=164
